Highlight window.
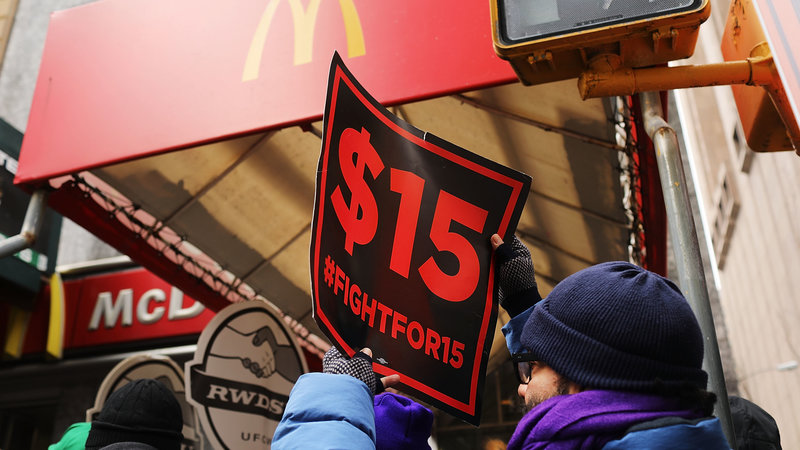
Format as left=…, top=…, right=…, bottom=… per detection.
left=710, top=167, right=740, bottom=268
left=732, top=122, right=754, bottom=173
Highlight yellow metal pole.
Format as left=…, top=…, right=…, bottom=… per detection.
left=578, top=47, right=800, bottom=153
left=578, top=56, right=771, bottom=98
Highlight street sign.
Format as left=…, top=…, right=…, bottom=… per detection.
left=310, top=53, right=531, bottom=424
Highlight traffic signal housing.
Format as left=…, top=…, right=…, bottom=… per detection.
left=491, top=0, right=711, bottom=85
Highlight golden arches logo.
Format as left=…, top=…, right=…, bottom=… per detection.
left=243, top=0, right=366, bottom=81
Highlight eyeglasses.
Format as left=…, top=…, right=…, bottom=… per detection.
left=511, top=352, right=538, bottom=384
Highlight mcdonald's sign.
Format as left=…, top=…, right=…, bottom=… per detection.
left=243, top=0, right=365, bottom=81
left=18, top=0, right=516, bottom=186
left=0, top=268, right=215, bottom=358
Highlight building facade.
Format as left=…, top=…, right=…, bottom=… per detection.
left=673, top=0, right=800, bottom=446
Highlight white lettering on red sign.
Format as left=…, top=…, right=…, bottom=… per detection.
left=88, top=286, right=206, bottom=330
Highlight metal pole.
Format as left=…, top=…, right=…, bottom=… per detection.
left=579, top=54, right=775, bottom=100
left=640, top=91, right=736, bottom=447
left=0, top=189, right=48, bottom=258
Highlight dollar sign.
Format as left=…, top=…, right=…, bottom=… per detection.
left=331, top=127, right=385, bottom=255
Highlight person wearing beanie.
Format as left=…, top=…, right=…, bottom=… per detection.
left=85, top=378, right=184, bottom=450
left=491, top=234, right=731, bottom=450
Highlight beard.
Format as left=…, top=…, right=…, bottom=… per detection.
left=525, top=375, right=573, bottom=411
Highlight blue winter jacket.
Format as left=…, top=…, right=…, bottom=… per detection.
left=603, top=416, right=730, bottom=449
left=272, top=372, right=376, bottom=449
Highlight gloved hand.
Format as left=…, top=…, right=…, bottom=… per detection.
left=492, top=234, right=542, bottom=317
left=323, top=346, right=384, bottom=395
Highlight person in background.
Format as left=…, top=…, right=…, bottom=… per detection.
left=374, top=390, right=434, bottom=450
left=48, top=422, right=90, bottom=450
left=491, top=234, right=730, bottom=449
left=85, top=378, right=184, bottom=450
left=728, top=395, right=782, bottom=450
left=272, top=346, right=433, bottom=449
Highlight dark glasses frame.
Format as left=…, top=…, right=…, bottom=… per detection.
left=510, top=352, right=538, bottom=384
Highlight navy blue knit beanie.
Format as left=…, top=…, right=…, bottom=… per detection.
left=521, top=261, right=708, bottom=391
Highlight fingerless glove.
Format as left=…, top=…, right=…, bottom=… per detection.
left=495, top=236, right=542, bottom=317
left=323, top=347, right=383, bottom=394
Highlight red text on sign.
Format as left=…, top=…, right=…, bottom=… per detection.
left=330, top=259, right=465, bottom=369
left=331, top=127, right=489, bottom=302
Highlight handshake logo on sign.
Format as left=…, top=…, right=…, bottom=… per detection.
left=185, top=302, right=308, bottom=449
left=215, top=324, right=301, bottom=380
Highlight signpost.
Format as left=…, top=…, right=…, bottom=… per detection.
left=310, top=53, right=531, bottom=424
left=0, top=119, right=61, bottom=308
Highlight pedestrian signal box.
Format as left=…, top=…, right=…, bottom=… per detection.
left=491, top=0, right=711, bottom=85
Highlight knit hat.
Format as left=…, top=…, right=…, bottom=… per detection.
left=85, top=379, right=184, bottom=450
left=520, top=261, right=708, bottom=391
left=374, top=392, right=433, bottom=450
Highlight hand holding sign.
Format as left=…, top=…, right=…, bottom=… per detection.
left=311, top=53, right=530, bottom=425
left=491, top=234, right=542, bottom=318
left=322, top=346, right=401, bottom=394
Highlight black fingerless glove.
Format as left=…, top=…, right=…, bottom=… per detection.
left=323, top=347, right=384, bottom=395
left=495, top=235, right=542, bottom=317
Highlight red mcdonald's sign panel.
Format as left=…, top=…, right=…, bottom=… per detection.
left=17, top=0, right=516, bottom=186
left=5, top=268, right=215, bottom=355
left=68, top=268, right=215, bottom=348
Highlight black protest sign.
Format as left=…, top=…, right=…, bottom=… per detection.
left=310, top=53, right=531, bottom=425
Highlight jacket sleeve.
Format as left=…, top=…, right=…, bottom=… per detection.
left=272, top=372, right=376, bottom=449
left=502, top=305, right=535, bottom=354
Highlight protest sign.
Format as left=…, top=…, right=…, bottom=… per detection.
left=185, top=301, right=308, bottom=449
left=310, top=53, right=530, bottom=424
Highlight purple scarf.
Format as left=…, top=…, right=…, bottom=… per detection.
left=507, top=390, right=704, bottom=450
